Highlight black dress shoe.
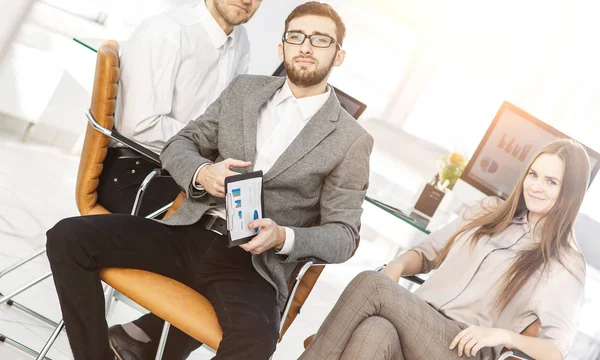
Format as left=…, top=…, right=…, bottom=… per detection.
left=108, top=324, right=156, bottom=360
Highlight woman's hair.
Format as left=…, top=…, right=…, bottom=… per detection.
left=434, top=138, right=590, bottom=312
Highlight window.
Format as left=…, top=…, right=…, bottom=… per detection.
left=326, top=0, right=426, bottom=119
left=399, top=1, right=600, bottom=155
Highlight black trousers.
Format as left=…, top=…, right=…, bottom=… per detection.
left=97, top=148, right=181, bottom=217
left=46, top=214, right=280, bottom=360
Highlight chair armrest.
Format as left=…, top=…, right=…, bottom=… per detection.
left=280, top=261, right=314, bottom=333
left=402, top=275, right=425, bottom=285
left=497, top=350, right=534, bottom=360
left=86, top=109, right=160, bottom=166
left=375, top=265, right=425, bottom=285
left=131, top=168, right=176, bottom=217
left=297, top=256, right=329, bottom=265
left=86, top=108, right=183, bottom=218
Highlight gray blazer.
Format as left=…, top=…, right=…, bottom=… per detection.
left=160, top=75, right=373, bottom=308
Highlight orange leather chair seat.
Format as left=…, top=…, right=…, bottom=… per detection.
left=100, top=268, right=223, bottom=350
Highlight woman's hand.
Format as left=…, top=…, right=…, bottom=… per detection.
left=450, top=326, right=510, bottom=357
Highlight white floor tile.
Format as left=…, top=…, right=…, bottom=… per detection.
left=0, top=234, right=39, bottom=260
left=0, top=343, right=36, bottom=360
left=0, top=204, right=46, bottom=240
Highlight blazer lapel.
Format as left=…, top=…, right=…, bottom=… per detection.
left=264, top=91, right=340, bottom=182
left=242, top=77, right=286, bottom=172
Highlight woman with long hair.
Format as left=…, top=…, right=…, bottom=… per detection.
left=301, top=139, right=590, bottom=360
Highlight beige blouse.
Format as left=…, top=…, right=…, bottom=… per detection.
left=410, top=197, right=586, bottom=359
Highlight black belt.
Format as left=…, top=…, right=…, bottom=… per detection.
left=107, top=147, right=149, bottom=161
left=199, top=214, right=227, bottom=236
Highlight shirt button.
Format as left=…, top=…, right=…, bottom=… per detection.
left=131, top=170, right=136, bottom=174
left=113, top=178, right=118, bottom=182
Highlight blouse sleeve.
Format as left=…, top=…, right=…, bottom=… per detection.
left=409, top=215, right=463, bottom=273
left=535, top=258, right=586, bottom=357
left=410, top=196, right=501, bottom=273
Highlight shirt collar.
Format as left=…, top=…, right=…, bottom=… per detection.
left=274, top=80, right=332, bottom=122
left=511, top=210, right=528, bottom=225
left=511, top=210, right=545, bottom=243
left=195, top=1, right=235, bottom=49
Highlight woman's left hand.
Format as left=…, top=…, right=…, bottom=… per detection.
left=450, top=326, right=510, bottom=357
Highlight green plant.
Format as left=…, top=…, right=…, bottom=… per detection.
left=437, top=152, right=468, bottom=190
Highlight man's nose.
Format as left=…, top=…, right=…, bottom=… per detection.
left=300, top=38, right=314, bottom=55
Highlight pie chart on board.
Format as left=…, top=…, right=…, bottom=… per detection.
left=480, top=156, right=499, bottom=174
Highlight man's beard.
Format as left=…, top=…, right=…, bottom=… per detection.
left=284, top=54, right=335, bottom=88
left=214, top=1, right=250, bottom=26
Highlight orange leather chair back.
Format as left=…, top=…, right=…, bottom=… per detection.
left=76, top=40, right=120, bottom=216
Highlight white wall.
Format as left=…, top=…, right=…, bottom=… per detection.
left=0, top=0, right=34, bottom=62
left=243, top=0, right=306, bottom=75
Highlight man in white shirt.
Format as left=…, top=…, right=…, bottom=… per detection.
left=47, top=2, right=372, bottom=360
left=97, top=0, right=262, bottom=217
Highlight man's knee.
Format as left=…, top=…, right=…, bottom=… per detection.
left=46, top=217, right=90, bottom=266
left=248, top=314, right=278, bottom=342
left=225, top=313, right=279, bottom=357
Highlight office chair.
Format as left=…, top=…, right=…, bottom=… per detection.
left=33, top=39, right=351, bottom=360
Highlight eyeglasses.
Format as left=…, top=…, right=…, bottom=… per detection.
left=282, top=31, right=341, bottom=49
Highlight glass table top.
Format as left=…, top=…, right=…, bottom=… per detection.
left=364, top=196, right=430, bottom=234
left=73, top=38, right=100, bottom=52
left=74, top=38, right=127, bottom=53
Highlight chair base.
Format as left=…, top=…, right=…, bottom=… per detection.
left=0, top=292, right=60, bottom=328
left=0, top=248, right=46, bottom=279
left=0, top=332, right=53, bottom=360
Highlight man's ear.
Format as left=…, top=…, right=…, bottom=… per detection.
left=278, top=43, right=284, bottom=62
left=334, top=49, right=346, bottom=67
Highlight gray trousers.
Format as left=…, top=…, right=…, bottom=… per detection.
left=300, top=271, right=488, bottom=360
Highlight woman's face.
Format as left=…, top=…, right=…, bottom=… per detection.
left=523, top=153, right=565, bottom=217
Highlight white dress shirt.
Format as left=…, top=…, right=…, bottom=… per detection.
left=114, top=2, right=250, bottom=153
left=195, top=81, right=331, bottom=254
